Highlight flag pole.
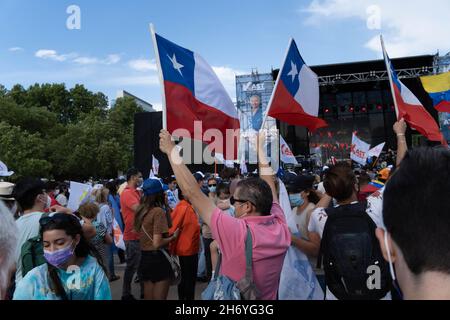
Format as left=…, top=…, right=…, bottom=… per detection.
left=261, top=38, right=294, bottom=129
left=380, top=35, right=400, bottom=120
left=150, top=23, right=167, bottom=130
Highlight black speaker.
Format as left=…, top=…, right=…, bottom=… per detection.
left=134, top=112, right=172, bottom=179
left=134, top=112, right=220, bottom=179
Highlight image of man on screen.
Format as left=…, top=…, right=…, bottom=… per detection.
left=250, top=94, right=263, bottom=131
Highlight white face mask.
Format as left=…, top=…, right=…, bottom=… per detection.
left=384, top=230, right=396, bottom=281
left=217, top=198, right=231, bottom=210
left=38, top=194, right=51, bottom=210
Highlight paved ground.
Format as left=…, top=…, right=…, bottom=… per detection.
left=110, top=260, right=208, bottom=300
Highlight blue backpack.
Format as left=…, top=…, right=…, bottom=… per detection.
left=202, top=226, right=260, bottom=300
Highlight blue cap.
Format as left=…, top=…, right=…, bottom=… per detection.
left=142, top=178, right=169, bottom=196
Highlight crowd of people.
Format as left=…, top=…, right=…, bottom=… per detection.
left=1, top=119, right=450, bottom=300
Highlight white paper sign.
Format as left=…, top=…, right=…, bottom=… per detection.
left=67, top=182, right=92, bottom=211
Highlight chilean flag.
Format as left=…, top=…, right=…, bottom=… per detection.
left=152, top=28, right=240, bottom=160
left=381, top=36, right=445, bottom=144
left=266, top=39, right=327, bottom=132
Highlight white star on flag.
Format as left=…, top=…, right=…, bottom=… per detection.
left=287, top=61, right=298, bottom=82
left=168, top=53, right=184, bottom=76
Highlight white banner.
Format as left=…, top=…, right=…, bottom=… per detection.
left=351, top=133, right=371, bottom=165
left=368, top=142, right=386, bottom=159
left=67, top=182, right=92, bottom=211
left=280, top=136, right=298, bottom=165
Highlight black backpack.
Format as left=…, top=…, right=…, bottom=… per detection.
left=317, top=202, right=391, bottom=300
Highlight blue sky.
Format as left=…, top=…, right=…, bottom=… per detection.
left=1, top=0, right=449, bottom=110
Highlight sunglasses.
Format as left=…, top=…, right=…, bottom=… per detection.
left=208, top=184, right=217, bottom=187
left=230, top=196, right=255, bottom=207
left=40, top=213, right=80, bottom=227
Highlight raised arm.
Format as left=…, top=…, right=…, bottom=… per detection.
left=257, top=130, right=278, bottom=203
left=393, top=118, right=408, bottom=167
left=159, top=130, right=216, bottom=226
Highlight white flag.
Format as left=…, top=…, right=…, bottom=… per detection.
left=368, top=142, right=386, bottom=159
left=113, top=218, right=126, bottom=250
left=280, top=136, right=298, bottom=165
left=152, top=155, right=159, bottom=175
left=0, top=160, right=14, bottom=177
left=240, top=155, right=248, bottom=175
left=149, top=155, right=160, bottom=178
left=214, top=153, right=235, bottom=168
left=350, top=133, right=371, bottom=166
left=277, top=178, right=324, bottom=300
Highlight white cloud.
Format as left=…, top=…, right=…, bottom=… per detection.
left=8, top=47, right=24, bottom=52
left=104, top=54, right=121, bottom=65
left=128, top=59, right=157, bottom=72
left=35, top=49, right=121, bottom=65
left=74, top=54, right=121, bottom=65
left=73, top=56, right=99, bottom=65
left=151, top=102, right=163, bottom=112
left=35, top=49, right=77, bottom=62
left=303, top=0, right=450, bottom=57
left=212, top=66, right=245, bottom=101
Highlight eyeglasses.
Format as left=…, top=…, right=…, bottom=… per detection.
left=230, top=196, right=255, bottom=207
left=208, top=184, right=217, bottom=187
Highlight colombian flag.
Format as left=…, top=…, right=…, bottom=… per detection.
left=420, top=72, right=450, bottom=113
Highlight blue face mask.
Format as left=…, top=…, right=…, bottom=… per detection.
left=209, top=186, right=216, bottom=193
left=289, top=193, right=304, bottom=208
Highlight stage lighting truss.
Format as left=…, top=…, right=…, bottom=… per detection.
left=317, top=66, right=435, bottom=86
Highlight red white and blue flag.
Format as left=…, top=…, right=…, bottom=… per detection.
left=266, top=39, right=327, bottom=132
left=152, top=27, right=240, bottom=159
left=381, top=36, right=445, bottom=144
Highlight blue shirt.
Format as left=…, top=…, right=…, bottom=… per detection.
left=13, top=255, right=112, bottom=300
left=251, top=107, right=263, bottom=131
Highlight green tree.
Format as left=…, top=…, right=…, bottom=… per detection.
left=0, top=122, right=52, bottom=179
left=8, top=84, right=27, bottom=105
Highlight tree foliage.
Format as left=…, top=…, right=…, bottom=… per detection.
left=0, top=83, right=144, bottom=181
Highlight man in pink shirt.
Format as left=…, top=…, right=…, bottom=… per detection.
left=159, top=130, right=290, bottom=300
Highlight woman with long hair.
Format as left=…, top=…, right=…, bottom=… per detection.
left=93, top=187, right=115, bottom=280
left=78, top=202, right=113, bottom=270
left=134, top=178, right=179, bottom=300
left=13, top=213, right=111, bottom=300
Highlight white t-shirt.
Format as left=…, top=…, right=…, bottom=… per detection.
left=15, top=211, right=44, bottom=285
left=308, top=201, right=390, bottom=300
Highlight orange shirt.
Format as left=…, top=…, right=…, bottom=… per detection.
left=169, top=200, right=200, bottom=256
left=120, top=186, right=141, bottom=241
